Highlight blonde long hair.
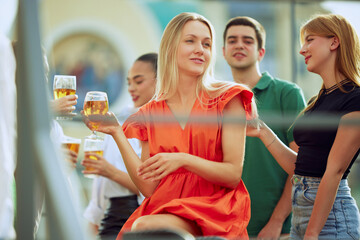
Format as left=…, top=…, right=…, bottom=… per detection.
left=156, top=12, right=258, bottom=121
left=300, top=14, right=360, bottom=112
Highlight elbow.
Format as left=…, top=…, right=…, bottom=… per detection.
left=283, top=162, right=295, bottom=176
left=138, top=183, right=157, bottom=198
left=285, top=167, right=295, bottom=176
left=325, top=167, right=346, bottom=180
left=226, top=167, right=243, bottom=189
left=227, top=175, right=242, bottom=189
left=140, top=189, right=153, bottom=198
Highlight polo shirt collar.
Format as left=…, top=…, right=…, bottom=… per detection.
left=253, top=71, right=272, bottom=91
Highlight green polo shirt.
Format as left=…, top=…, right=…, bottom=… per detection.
left=243, top=72, right=306, bottom=236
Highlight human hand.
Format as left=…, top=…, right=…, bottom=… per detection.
left=81, top=110, right=121, bottom=136
left=50, top=95, right=78, bottom=116
left=89, top=222, right=99, bottom=236
left=81, top=152, right=116, bottom=178
left=257, top=219, right=282, bottom=240
left=63, top=149, right=78, bottom=169
left=246, top=119, right=263, bottom=138
left=137, top=153, right=183, bottom=181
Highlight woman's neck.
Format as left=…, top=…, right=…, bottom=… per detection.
left=172, top=75, right=198, bottom=103
left=321, top=70, right=347, bottom=89
left=318, top=52, right=346, bottom=89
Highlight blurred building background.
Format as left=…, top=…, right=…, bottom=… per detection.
left=5, top=0, right=360, bottom=238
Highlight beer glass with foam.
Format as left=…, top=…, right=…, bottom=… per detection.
left=62, top=136, right=81, bottom=168
left=83, top=91, right=109, bottom=138
left=83, top=137, right=104, bottom=178
left=53, top=75, right=76, bottom=120
left=62, top=136, right=81, bottom=154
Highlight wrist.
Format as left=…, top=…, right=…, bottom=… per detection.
left=265, top=136, right=276, bottom=148
left=112, top=126, right=123, bottom=138
left=181, top=153, right=190, bottom=169
left=259, top=125, right=275, bottom=147
left=268, top=215, right=285, bottom=227
left=304, top=233, right=319, bottom=240
left=305, top=227, right=320, bottom=238
left=107, top=165, right=117, bottom=180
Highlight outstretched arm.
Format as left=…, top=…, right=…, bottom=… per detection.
left=138, top=95, right=248, bottom=189
left=248, top=122, right=297, bottom=175
left=81, top=111, right=159, bottom=197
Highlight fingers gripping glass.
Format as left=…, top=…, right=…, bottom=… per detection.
left=62, top=136, right=81, bottom=154
left=83, top=137, right=104, bottom=178
left=53, top=75, right=76, bottom=120
left=62, top=136, right=81, bottom=168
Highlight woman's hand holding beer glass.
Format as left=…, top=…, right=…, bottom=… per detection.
left=81, top=111, right=121, bottom=136
left=51, top=95, right=78, bottom=116
left=82, top=91, right=110, bottom=138
left=62, top=136, right=81, bottom=169
left=82, top=137, right=105, bottom=178
left=81, top=90, right=122, bottom=137
left=81, top=90, right=117, bottom=178
left=81, top=152, right=116, bottom=179
left=52, top=75, right=77, bottom=120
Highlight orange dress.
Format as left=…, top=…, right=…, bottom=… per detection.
left=117, top=85, right=254, bottom=239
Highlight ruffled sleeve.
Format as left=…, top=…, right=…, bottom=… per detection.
left=122, top=108, right=148, bottom=141
left=218, top=84, right=254, bottom=120
left=219, top=84, right=254, bottom=120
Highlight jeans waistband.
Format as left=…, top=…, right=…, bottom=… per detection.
left=291, top=174, right=349, bottom=188
left=291, top=174, right=320, bottom=185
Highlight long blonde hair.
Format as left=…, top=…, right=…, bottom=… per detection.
left=156, top=12, right=258, bottom=121
left=156, top=12, right=215, bottom=100
left=300, top=14, right=360, bottom=112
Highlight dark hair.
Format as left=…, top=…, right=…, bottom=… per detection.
left=136, top=53, right=158, bottom=77
left=223, top=16, right=266, bottom=50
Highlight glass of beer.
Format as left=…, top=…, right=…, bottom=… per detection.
left=83, top=137, right=104, bottom=178
left=62, top=136, right=81, bottom=154
left=53, top=75, right=76, bottom=120
left=62, top=136, right=81, bottom=167
left=83, top=91, right=109, bottom=138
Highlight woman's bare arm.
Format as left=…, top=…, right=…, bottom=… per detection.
left=305, top=111, right=360, bottom=238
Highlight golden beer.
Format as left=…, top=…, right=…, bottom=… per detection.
left=83, top=136, right=104, bottom=178
left=53, top=75, right=77, bottom=120
left=83, top=100, right=109, bottom=115
left=84, top=150, right=104, bottom=172
left=54, top=88, right=76, bottom=100
left=62, top=142, right=80, bottom=154
left=61, top=136, right=81, bottom=165
left=83, top=100, right=109, bottom=129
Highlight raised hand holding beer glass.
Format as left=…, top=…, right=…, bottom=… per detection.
left=83, top=91, right=109, bottom=139
left=52, top=75, right=77, bottom=120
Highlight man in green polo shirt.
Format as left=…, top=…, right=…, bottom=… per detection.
left=222, top=16, right=306, bottom=239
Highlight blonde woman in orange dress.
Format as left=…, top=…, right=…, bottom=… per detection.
left=82, top=12, right=258, bottom=239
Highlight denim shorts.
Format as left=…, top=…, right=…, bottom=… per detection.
left=290, top=174, right=360, bottom=240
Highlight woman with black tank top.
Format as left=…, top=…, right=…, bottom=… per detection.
left=247, top=14, right=360, bottom=239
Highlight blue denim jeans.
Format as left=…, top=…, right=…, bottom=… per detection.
left=290, top=174, right=360, bottom=240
